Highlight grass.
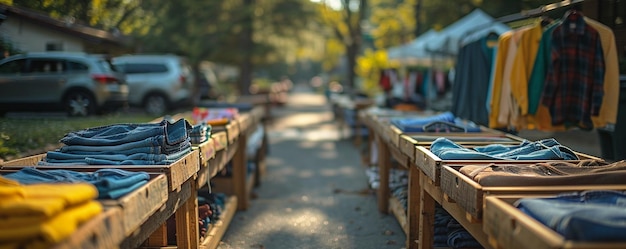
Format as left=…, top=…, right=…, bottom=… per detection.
left=0, top=112, right=157, bottom=161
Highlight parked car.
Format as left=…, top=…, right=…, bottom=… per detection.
left=112, top=54, right=195, bottom=116
left=0, top=52, right=129, bottom=116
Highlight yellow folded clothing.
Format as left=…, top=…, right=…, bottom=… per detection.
left=0, top=176, right=23, bottom=199
left=0, top=183, right=98, bottom=217
left=0, top=200, right=102, bottom=246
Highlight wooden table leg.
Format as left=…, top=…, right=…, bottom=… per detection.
left=418, top=172, right=435, bottom=249
left=407, top=163, right=421, bottom=249
left=175, top=181, right=199, bottom=249
left=233, top=135, right=249, bottom=211
left=376, top=134, right=390, bottom=214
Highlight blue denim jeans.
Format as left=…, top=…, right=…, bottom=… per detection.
left=42, top=147, right=191, bottom=165
left=516, top=190, right=626, bottom=241
left=4, top=167, right=150, bottom=199
left=430, top=137, right=579, bottom=160
left=60, top=118, right=191, bottom=147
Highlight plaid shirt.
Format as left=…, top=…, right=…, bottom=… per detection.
left=541, top=12, right=605, bottom=129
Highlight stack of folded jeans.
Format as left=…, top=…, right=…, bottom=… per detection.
left=434, top=205, right=452, bottom=247
left=434, top=205, right=482, bottom=248
left=364, top=166, right=408, bottom=191
left=41, top=118, right=193, bottom=165
left=390, top=112, right=482, bottom=133
left=246, top=124, right=265, bottom=158
left=0, top=176, right=102, bottom=249
left=190, top=122, right=211, bottom=145
left=430, top=137, right=579, bottom=160
left=3, top=167, right=150, bottom=199
left=516, top=190, right=626, bottom=242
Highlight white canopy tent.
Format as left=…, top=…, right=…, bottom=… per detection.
left=387, top=8, right=511, bottom=65
left=386, top=29, right=438, bottom=64
left=425, top=8, right=504, bottom=55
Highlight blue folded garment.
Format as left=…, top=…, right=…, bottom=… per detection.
left=390, top=112, right=482, bottom=132
left=4, top=167, right=150, bottom=199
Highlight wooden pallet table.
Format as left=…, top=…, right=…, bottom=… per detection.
left=52, top=207, right=125, bottom=249
left=484, top=195, right=626, bottom=249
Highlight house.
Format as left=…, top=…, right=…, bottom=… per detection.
left=0, top=4, right=131, bottom=55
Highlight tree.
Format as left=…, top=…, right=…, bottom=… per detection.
left=318, top=0, right=367, bottom=92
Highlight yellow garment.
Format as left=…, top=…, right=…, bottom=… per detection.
left=0, top=201, right=102, bottom=246
left=0, top=183, right=98, bottom=217
left=497, top=27, right=528, bottom=129
left=0, top=176, right=23, bottom=199
left=510, top=22, right=542, bottom=115
left=0, top=176, right=19, bottom=186
left=488, top=31, right=513, bottom=129
left=586, top=17, right=620, bottom=128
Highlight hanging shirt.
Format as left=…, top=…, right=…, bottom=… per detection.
left=585, top=17, right=620, bottom=129
left=542, top=11, right=605, bottom=129
left=451, top=36, right=496, bottom=126
left=488, top=31, right=512, bottom=129
left=510, top=22, right=543, bottom=116
left=497, top=27, right=528, bottom=128
left=528, top=21, right=561, bottom=115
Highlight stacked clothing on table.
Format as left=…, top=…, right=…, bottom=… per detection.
left=40, top=118, right=192, bottom=165
left=3, top=167, right=150, bottom=199
left=0, top=176, right=102, bottom=249
left=434, top=205, right=482, bottom=249
left=198, top=192, right=227, bottom=238
left=516, top=190, right=626, bottom=242
left=190, top=122, right=212, bottom=145
left=430, top=137, right=579, bottom=160
left=390, top=111, right=482, bottom=133
left=459, top=160, right=626, bottom=186
left=246, top=124, right=265, bottom=159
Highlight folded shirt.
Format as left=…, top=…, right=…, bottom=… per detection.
left=0, top=181, right=98, bottom=217
left=0, top=201, right=102, bottom=247
left=458, top=160, right=626, bottom=186
left=430, top=137, right=579, bottom=160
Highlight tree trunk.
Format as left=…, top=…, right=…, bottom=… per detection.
left=238, top=0, right=255, bottom=96
left=346, top=44, right=358, bottom=93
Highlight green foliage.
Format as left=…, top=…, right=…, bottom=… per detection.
left=0, top=113, right=154, bottom=161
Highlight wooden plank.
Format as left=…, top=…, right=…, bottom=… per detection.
left=376, top=133, right=391, bottom=214
left=200, top=196, right=238, bottom=249
left=389, top=141, right=409, bottom=169
left=52, top=207, right=124, bottom=249
left=143, top=224, right=168, bottom=247
left=0, top=153, right=46, bottom=166
left=484, top=196, right=626, bottom=249
left=1, top=150, right=199, bottom=192
left=100, top=174, right=169, bottom=237
left=399, top=135, right=418, bottom=162
left=121, top=180, right=193, bottom=249
left=441, top=164, right=626, bottom=220
left=418, top=171, right=435, bottom=249
left=232, top=134, right=249, bottom=211
left=407, top=163, right=420, bottom=249
left=421, top=172, right=493, bottom=249
left=211, top=132, right=228, bottom=152
left=389, top=195, right=408, bottom=236
left=195, top=139, right=217, bottom=189
left=415, top=146, right=441, bottom=185
left=175, top=181, right=199, bottom=249
left=165, top=150, right=200, bottom=192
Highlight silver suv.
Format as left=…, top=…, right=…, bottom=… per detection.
left=0, top=52, right=129, bottom=116
left=112, top=54, right=195, bottom=116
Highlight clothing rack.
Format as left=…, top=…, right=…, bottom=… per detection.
left=460, top=0, right=585, bottom=42
left=495, top=0, right=584, bottom=23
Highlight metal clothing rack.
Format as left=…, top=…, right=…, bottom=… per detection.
left=495, top=0, right=584, bottom=23
left=459, top=0, right=585, bottom=42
